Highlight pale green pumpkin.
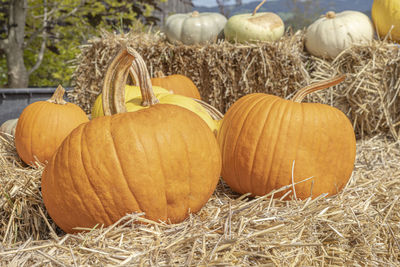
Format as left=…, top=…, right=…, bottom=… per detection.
left=224, top=0, right=284, bottom=43
left=165, top=11, right=227, bottom=45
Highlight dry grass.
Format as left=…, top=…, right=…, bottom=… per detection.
left=1, top=133, right=399, bottom=266
left=69, top=30, right=400, bottom=140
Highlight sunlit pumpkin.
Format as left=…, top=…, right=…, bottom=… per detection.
left=15, top=86, right=89, bottom=166
left=151, top=71, right=201, bottom=99
left=92, top=69, right=218, bottom=134
left=224, top=0, right=284, bottom=43
left=305, top=11, right=374, bottom=59
left=42, top=48, right=222, bottom=233
left=217, top=75, right=356, bottom=199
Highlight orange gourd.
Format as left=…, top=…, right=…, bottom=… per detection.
left=151, top=71, right=201, bottom=100
left=15, top=86, right=89, bottom=166
left=41, top=48, right=221, bottom=233
left=217, top=76, right=356, bottom=199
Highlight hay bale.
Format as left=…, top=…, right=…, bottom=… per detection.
left=1, top=135, right=399, bottom=265
left=307, top=43, right=400, bottom=140
left=69, top=30, right=400, bottom=140
left=69, top=30, right=309, bottom=116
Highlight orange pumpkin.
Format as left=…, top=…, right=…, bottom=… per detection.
left=41, top=48, right=221, bottom=233
left=15, top=86, right=88, bottom=166
left=150, top=71, right=201, bottom=100
left=217, top=76, right=356, bottom=199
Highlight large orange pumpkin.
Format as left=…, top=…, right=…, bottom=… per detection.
left=15, top=86, right=89, bottom=166
left=217, top=76, right=356, bottom=199
left=41, top=48, right=221, bottom=233
left=150, top=71, right=201, bottom=100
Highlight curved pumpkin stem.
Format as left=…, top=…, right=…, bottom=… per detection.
left=193, top=99, right=224, bottom=121
left=102, top=48, right=159, bottom=115
left=291, top=75, right=346, bottom=103
left=129, top=66, right=140, bottom=85
left=47, top=85, right=67, bottom=105
left=252, top=0, right=267, bottom=16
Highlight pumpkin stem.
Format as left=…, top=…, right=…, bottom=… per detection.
left=252, top=0, right=267, bottom=16
left=325, top=11, right=336, bottom=19
left=129, top=66, right=139, bottom=85
left=102, top=48, right=159, bottom=115
left=291, top=75, right=346, bottom=103
left=154, top=70, right=165, bottom=78
left=47, top=85, right=67, bottom=105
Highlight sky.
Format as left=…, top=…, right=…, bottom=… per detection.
left=192, top=0, right=256, bottom=7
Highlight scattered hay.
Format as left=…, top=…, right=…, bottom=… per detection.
left=69, top=31, right=400, bottom=140
left=1, top=134, right=399, bottom=265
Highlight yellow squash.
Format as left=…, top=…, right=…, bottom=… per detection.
left=372, top=0, right=400, bottom=42
left=92, top=85, right=218, bottom=134
left=92, top=85, right=169, bottom=118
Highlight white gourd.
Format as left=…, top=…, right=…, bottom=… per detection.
left=305, top=11, right=375, bottom=59
left=224, top=0, right=284, bottom=43
left=0, top=118, right=18, bottom=137
left=164, top=11, right=227, bottom=45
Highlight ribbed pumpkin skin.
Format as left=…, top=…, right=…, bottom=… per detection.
left=151, top=74, right=201, bottom=100
left=372, top=0, right=400, bottom=42
left=15, top=101, right=88, bottom=166
left=217, top=93, right=356, bottom=199
left=42, top=104, right=221, bottom=233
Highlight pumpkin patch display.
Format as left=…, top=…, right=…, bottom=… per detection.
left=41, top=48, right=222, bottom=233
left=305, top=11, right=375, bottom=59
left=14, top=85, right=89, bottom=166
left=224, top=0, right=284, bottom=43
left=217, top=75, right=356, bottom=199
left=372, top=0, right=400, bottom=42
left=165, top=11, right=227, bottom=45
left=151, top=71, right=201, bottom=100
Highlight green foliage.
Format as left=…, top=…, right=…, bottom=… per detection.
left=1, top=0, right=161, bottom=87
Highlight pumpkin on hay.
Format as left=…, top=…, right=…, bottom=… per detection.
left=151, top=71, right=201, bottom=100
left=305, top=10, right=375, bottom=59
left=372, top=0, right=400, bottom=42
left=14, top=86, right=89, bottom=166
left=217, top=75, right=356, bottom=199
left=224, top=0, right=284, bottom=43
left=92, top=66, right=220, bottom=135
left=91, top=84, right=169, bottom=118
left=165, top=11, right=227, bottom=45
left=42, top=48, right=222, bottom=233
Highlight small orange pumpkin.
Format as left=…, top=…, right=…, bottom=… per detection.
left=150, top=71, right=201, bottom=100
left=217, top=76, right=356, bottom=199
left=41, top=48, right=221, bottom=233
left=15, top=86, right=89, bottom=166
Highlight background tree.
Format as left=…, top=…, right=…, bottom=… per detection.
left=0, top=0, right=161, bottom=88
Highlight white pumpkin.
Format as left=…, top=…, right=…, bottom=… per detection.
left=224, top=0, right=284, bottom=43
left=0, top=118, right=18, bottom=137
left=305, top=11, right=375, bottom=59
left=164, top=11, right=227, bottom=45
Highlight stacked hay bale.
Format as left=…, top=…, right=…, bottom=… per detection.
left=70, top=30, right=308, bottom=115
left=69, top=30, right=400, bottom=140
